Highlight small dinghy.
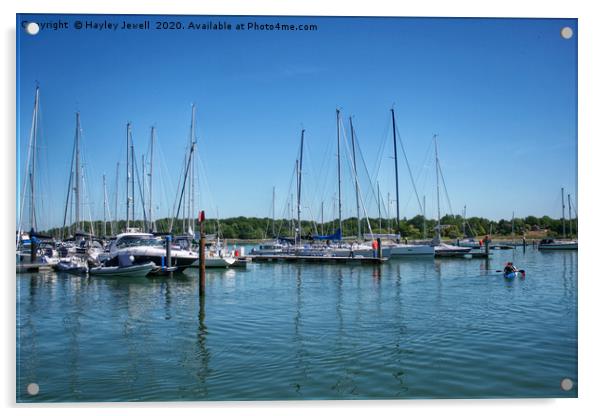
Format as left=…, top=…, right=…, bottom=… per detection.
left=89, top=262, right=155, bottom=277
left=55, top=259, right=88, bottom=275
left=89, top=254, right=155, bottom=278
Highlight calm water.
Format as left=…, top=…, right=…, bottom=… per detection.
left=16, top=246, right=577, bottom=402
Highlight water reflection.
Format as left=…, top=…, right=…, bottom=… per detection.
left=194, top=294, right=210, bottom=397
left=17, top=247, right=577, bottom=401
left=292, top=267, right=308, bottom=395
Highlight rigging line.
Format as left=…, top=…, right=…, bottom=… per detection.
left=38, top=113, right=54, bottom=231
left=354, top=127, right=382, bottom=215
left=196, top=140, right=222, bottom=221
left=156, top=135, right=176, bottom=225
left=395, top=124, right=423, bottom=214
left=170, top=142, right=195, bottom=232
left=414, top=140, right=435, bottom=202
left=304, top=204, right=320, bottom=235
left=132, top=146, right=148, bottom=227
left=340, top=119, right=374, bottom=237
left=104, top=175, right=114, bottom=233
left=61, top=137, right=77, bottom=239
left=570, top=194, right=578, bottom=216
left=314, top=129, right=336, bottom=211
left=169, top=145, right=188, bottom=229
left=437, top=160, right=455, bottom=217
left=301, top=134, right=314, bottom=206
left=17, top=90, right=38, bottom=236
left=369, top=113, right=391, bottom=191
left=80, top=169, right=95, bottom=236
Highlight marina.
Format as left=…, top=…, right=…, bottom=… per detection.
left=15, top=13, right=579, bottom=404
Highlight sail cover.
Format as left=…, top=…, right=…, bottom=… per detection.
left=311, top=228, right=342, bottom=241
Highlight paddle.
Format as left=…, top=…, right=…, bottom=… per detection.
left=495, top=269, right=526, bottom=276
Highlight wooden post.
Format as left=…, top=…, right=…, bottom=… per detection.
left=199, top=211, right=206, bottom=297
left=30, top=235, right=37, bottom=263
left=165, top=235, right=172, bottom=269
left=377, top=238, right=382, bottom=259
left=485, top=235, right=490, bottom=256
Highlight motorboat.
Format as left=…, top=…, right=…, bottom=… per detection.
left=55, top=257, right=88, bottom=274
left=102, top=232, right=197, bottom=272
left=538, top=239, right=578, bottom=250
left=90, top=254, right=155, bottom=278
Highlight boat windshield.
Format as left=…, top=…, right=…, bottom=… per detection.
left=115, top=235, right=163, bottom=249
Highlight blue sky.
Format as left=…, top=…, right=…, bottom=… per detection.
left=16, top=14, right=577, bottom=230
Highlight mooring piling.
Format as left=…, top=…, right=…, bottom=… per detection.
left=165, top=235, right=172, bottom=269
left=198, top=210, right=206, bottom=297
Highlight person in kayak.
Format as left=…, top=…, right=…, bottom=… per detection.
left=504, top=262, right=518, bottom=274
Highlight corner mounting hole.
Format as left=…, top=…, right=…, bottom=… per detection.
left=27, top=383, right=39, bottom=395
left=560, top=378, right=574, bottom=391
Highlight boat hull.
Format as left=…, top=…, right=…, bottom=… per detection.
left=538, top=243, right=578, bottom=250
left=190, top=257, right=236, bottom=268
left=55, top=261, right=88, bottom=274
left=105, top=247, right=198, bottom=272
left=89, top=262, right=155, bottom=277
left=387, top=244, right=435, bottom=257
left=433, top=243, right=473, bottom=257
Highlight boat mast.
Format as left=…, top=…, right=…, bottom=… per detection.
left=126, top=123, right=131, bottom=229
left=434, top=134, right=442, bottom=244
left=336, top=109, right=342, bottom=234
left=149, top=127, right=155, bottom=232
left=561, top=187, right=566, bottom=238
left=114, top=162, right=119, bottom=233
left=272, top=186, right=276, bottom=237
left=423, top=195, right=427, bottom=240
left=321, top=200, right=324, bottom=236
left=295, top=160, right=300, bottom=243
left=141, top=154, right=146, bottom=231
left=130, top=125, right=135, bottom=229
left=29, top=87, right=40, bottom=232
left=102, top=173, right=107, bottom=237
left=18, top=85, right=40, bottom=244
left=189, top=105, right=196, bottom=235
left=349, top=117, right=361, bottom=240
left=462, top=205, right=467, bottom=237
left=568, top=193, right=572, bottom=237
left=74, top=112, right=82, bottom=233
left=377, top=181, right=382, bottom=231
left=391, top=108, right=401, bottom=239
left=297, top=129, right=305, bottom=245
left=387, top=192, right=391, bottom=234
left=188, top=104, right=196, bottom=235
left=60, top=149, right=75, bottom=240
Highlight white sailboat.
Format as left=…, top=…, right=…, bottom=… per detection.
left=539, top=188, right=577, bottom=250
left=382, top=108, right=434, bottom=257
left=429, top=135, right=471, bottom=256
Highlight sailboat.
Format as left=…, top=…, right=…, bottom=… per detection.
left=380, top=109, right=434, bottom=257
left=16, top=85, right=59, bottom=269
left=538, top=188, right=577, bottom=250
left=429, top=135, right=472, bottom=257
left=99, top=120, right=198, bottom=272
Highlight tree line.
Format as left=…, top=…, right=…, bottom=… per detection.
left=42, top=214, right=577, bottom=240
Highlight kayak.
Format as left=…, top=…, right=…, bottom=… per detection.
left=503, top=270, right=524, bottom=279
